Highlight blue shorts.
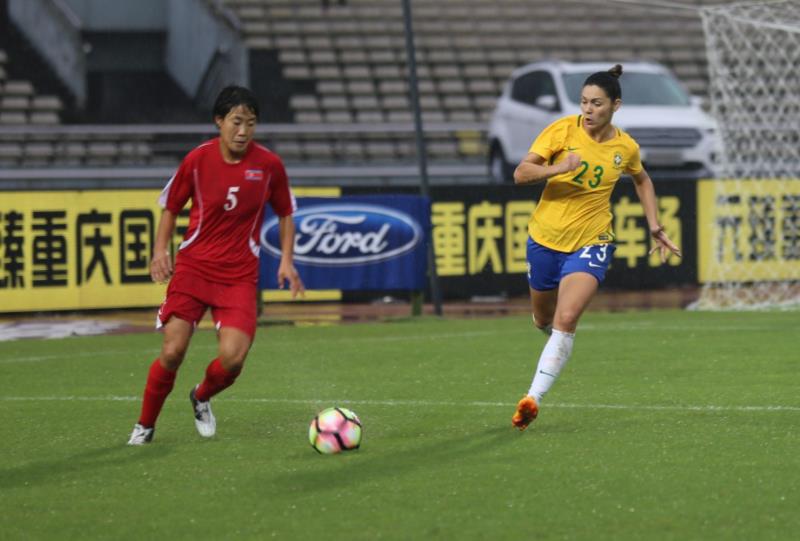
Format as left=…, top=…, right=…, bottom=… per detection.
left=526, top=238, right=616, bottom=291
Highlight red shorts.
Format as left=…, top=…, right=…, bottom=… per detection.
left=157, top=270, right=258, bottom=339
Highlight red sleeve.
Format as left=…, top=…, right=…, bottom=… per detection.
left=268, top=155, right=296, bottom=217
left=159, top=155, right=194, bottom=214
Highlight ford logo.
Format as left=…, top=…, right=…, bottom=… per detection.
left=260, top=204, right=422, bottom=265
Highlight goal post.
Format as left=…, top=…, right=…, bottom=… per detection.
left=693, top=0, right=800, bottom=309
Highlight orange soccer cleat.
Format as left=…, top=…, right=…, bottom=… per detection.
left=511, top=395, right=539, bottom=431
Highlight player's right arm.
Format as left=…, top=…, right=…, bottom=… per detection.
left=513, top=151, right=581, bottom=185
left=150, top=209, right=177, bottom=283
left=152, top=152, right=196, bottom=283
left=514, top=117, right=582, bottom=184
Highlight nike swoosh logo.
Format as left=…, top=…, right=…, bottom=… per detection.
left=567, top=147, right=579, bottom=151
left=588, top=262, right=603, bottom=268
left=539, top=370, right=557, bottom=377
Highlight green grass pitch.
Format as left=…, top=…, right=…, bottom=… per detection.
left=1, top=310, right=798, bottom=540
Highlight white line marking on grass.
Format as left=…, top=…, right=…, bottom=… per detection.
left=0, top=349, right=161, bottom=364
left=0, top=330, right=527, bottom=363
left=2, top=395, right=139, bottom=401
left=3, top=322, right=780, bottom=364
left=2, top=395, right=799, bottom=413
left=549, top=402, right=800, bottom=413
left=0, top=321, right=125, bottom=341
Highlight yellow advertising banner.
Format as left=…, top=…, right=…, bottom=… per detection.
left=431, top=196, right=683, bottom=276
left=1, top=187, right=341, bottom=313
left=1, top=190, right=168, bottom=312
left=697, top=179, right=800, bottom=282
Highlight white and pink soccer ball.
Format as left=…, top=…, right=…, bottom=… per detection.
left=309, top=407, right=362, bottom=455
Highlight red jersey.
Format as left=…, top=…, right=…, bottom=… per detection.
left=159, top=138, right=296, bottom=284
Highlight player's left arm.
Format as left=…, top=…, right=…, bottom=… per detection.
left=630, top=169, right=682, bottom=262
left=150, top=209, right=177, bottom=283
left=277, top=214, right=305, bottom=298
left=268, top=154, right=305, bottom=297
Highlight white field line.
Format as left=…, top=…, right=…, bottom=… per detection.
left=0, top=331, right=512, bottom=363
left=0, top=324, right=783, bottom=364
left=0, top=349, right=162, bottom=364
left=1, top=395, right=799, bottom=413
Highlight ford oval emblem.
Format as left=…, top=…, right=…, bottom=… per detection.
left=260, top=204, right=423, bottom=265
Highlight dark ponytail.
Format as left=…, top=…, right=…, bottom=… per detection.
left=583, top=64, right=623, bottom=101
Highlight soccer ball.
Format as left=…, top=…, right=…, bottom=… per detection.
left=308, top=407, right=362, bottom=454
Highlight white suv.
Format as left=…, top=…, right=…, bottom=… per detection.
left=487, top=61, right=719, bottom=182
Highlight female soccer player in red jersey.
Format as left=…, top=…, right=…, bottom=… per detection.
left=128, top=86, right=304, bottom=445
left=510, top=65, right=681, bottom=430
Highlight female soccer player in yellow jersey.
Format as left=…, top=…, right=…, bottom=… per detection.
left=511, top=64, right=681, bottom=430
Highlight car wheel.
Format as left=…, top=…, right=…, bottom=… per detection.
left=489, top=145, right=513, bottom=183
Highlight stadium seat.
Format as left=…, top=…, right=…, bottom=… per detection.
left=23, top=142, right=54, bottom=165
left=295, top=111, right=324, bottom=123
left=289, top=94, right=319, bottom=111
left=0, top=95, right=29, bottom=111
left=318, top=81, right=345, bottom=94
left=356, top=110, right=385, bottom=123
left=347, top=80, right=376, bottom=96
left=383, top=95, right=410, bottom=111
left=303, top=141, right=335, bottom=160
left=54, top=141, right=87, bottom=165
left=365, top=141, right=396, bottom=160
left=31, top=96, right=63, bottom=113
left=321, top=95, right=349, bottom=111
left=3, top=80, right=34, bottom=97
left=28, top=112, right=60, bottom=125
left=118, top=141, right=152, bottom=165
left=86, top=142, right=119, bottom=165
left=323, top=110, right=353, bottom=123
left=342, top=141, right=366, bottom=161
left=0, top=111, right=26, bottom=124
left=0, top=142, right=22, bottom=166
left=387, top=110, right=413, bottom=123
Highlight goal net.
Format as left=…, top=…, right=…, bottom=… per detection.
left=693, top=0, right=800, bottom=309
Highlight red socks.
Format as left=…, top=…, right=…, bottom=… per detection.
left=136, top=358, right=239, bottom=427
left=195, top=358, right=241, bottom=402
left=138, top=359, right=176, bottom=428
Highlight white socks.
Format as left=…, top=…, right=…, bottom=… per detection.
left=527, top=329, right=575, bottom=403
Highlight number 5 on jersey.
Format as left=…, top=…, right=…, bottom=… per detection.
left=224, top=186, right=240, bottom=211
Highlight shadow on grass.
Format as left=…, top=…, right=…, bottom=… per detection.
left=264, top=424, right=522, bottom=494
left=0, top=442, right=174, bottom=490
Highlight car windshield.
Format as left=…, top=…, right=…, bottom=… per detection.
left=562, top=71, right=691, bottom=106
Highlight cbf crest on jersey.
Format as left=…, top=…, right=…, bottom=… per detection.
left=613, top=152, right=623, bottom=169
left=259, top=195, right=430, bottom=290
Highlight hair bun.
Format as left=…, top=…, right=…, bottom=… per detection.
left=608, top=64, right=623, bottom=78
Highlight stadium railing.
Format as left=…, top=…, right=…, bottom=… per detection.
left=0, top=121, right=490, bottom=188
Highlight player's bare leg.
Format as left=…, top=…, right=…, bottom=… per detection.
left=129, top=318, right=193, bottom=445
left=529, top=285, right=557, bottom=336
left=529, top=272, right=597, bottom=401
left=551, top=272, right=598, bottom=334
left=216, top=326, right=252, bottom=373
left=515, top=274, right=598, bottom=430
left=513, top=287, right=555, bottom=430
left=191, top=327, right=253, bottom=437
left=158, top=317, right=194, bottom=370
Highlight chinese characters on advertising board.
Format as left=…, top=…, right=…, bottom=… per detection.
left=7, top=179, right=795, bottom=312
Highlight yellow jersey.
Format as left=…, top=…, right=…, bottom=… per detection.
left=527, top=114, right=643, bottom=252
